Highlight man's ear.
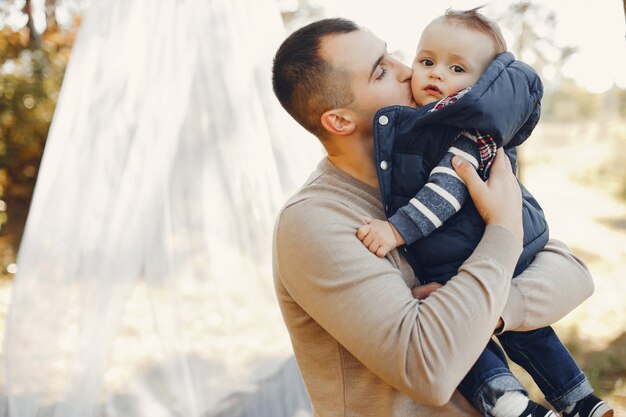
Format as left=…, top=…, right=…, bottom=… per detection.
left=320, top=109, right=356, bottom=136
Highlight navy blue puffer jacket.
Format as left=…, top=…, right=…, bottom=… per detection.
left=373, top=52, right=549, bottom=283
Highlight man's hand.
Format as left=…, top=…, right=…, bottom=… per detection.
left=411, top=282, right=443, bottom=299
left=356, top=218, right=405, bottom=257
left=452, top=149, right=523, bottom=245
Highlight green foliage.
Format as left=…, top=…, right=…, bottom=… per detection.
left=0, top=22, right=78, bottom=270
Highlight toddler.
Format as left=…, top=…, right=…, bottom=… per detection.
left=357, top=9, right=613, bottom=417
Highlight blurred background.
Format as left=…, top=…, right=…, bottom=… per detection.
left=0, top=0, right=624, bottom=414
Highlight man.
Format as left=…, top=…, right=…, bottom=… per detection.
left=271, top=18, right=593, bottom=416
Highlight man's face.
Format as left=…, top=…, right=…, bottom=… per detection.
left=411, top=22, right=495, bottom=107
left=321, top=29, right=415, bottom=135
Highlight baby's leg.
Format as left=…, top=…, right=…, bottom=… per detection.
left=458, top=339, right=558, bottom=416
left=458, top=339, right=527, bottom=416
left=497, top=327, right=592, bottom=413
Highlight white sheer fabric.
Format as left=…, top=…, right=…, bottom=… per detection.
left=1, top=0, right=320, bottom=416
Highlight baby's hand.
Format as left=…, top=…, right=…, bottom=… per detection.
left=356, top=218, right=405, bottom=257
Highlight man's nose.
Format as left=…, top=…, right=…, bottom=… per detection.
left=389, top=56, right=412, bottom=82
left=398, top=63, right=413, bottom=82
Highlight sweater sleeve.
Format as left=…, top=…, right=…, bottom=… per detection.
left=274, top=198, right=522, bottom=406
left=499, top=239, right=594, bottom=333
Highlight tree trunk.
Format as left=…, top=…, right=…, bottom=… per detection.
left=22, top=0, right=40, bottom=47
left=45, top=0, right=58, bottom=33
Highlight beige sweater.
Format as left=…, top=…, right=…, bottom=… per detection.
left=273, top=158, right=593, bottom=417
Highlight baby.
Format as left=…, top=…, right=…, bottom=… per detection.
left=357, top=8, right=613, bottom=417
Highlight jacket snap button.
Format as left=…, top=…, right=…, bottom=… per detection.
left=378, top=115, right=389, bottom=126
left=380, top=160, right=389, bottom=170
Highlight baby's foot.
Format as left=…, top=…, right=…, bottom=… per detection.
left=561, top=394, right=613, bottom=417
left=517, top=401, right=556, bottom=417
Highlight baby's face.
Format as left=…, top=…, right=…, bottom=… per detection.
left=411, top=21, right=496, bottom=107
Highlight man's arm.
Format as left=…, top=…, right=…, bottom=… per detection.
left=275, top=151, right=522, bottom=406
left=433, top=152, right=592, bottom=331
left=276, top=206, right=517, bottom=406
left=500, top=239, right=594, bottom=332
left=412, top=240, right=594, bottom=333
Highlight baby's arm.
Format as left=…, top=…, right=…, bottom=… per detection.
left=386, top=130, right=497, bottom=247
left=357, top=130, right=497, bottom=256
left=356, top=217, right=405, bottom=257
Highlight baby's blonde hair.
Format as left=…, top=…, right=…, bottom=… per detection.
left=437, top=7, right=507, bottom=57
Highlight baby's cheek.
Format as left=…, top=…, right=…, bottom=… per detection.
left=410, top=80, right=421, bottom=103
left=411, top=85, right=431, bottom=107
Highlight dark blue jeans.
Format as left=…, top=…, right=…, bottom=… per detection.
left=457, top=327, right=592, bottom=415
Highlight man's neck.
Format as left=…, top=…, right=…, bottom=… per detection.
left=326, top=135, right=379, bottom=189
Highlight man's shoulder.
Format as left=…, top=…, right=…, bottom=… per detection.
left=278, top=172, right=354, bottom=225
left=280, top=166, right=365, bottom=212
left=275, top=167, right=382, bottom=239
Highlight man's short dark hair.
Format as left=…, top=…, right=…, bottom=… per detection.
left=272, top=18, right=359, bottom=139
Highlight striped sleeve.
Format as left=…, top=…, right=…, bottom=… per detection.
left=389, top=132, right=485, bottom=245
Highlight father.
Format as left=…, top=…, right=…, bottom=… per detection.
left=271, top=18, right=593, bottom=416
